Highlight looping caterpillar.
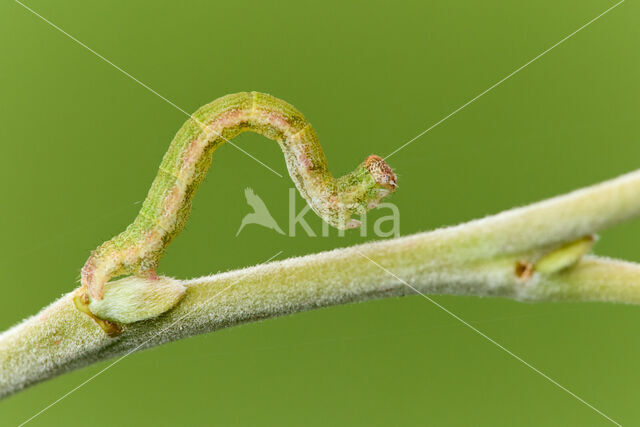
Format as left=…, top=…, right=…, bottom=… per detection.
left=80, top=92, right=397, bottom=302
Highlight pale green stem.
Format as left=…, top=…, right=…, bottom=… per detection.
left=2, top=169, right=640, bottom=399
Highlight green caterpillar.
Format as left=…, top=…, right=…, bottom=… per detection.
left=81, top=92, right=397, bottom=301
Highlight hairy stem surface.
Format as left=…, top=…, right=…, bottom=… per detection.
left=2, top=168, right=640, bottom=399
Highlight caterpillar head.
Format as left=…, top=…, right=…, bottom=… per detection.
left=364, top=155, right=397, bottom=192
left=325, top=155, right=397, bottom=230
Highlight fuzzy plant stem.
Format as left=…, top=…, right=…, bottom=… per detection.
left=2, top=168, right=640, bottom=399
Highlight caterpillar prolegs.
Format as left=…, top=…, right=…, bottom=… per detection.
left=81, top=92, right=397, bottom=301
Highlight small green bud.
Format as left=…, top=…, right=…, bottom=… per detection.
left=88, top=276, right=186, bottom=324
left=535, top=235, right=595, bottom=274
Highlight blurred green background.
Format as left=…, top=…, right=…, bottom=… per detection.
left=1, top=0, right=639, bottom=425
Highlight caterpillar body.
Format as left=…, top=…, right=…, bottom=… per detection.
left=81, top=92, right=397, bottom=301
